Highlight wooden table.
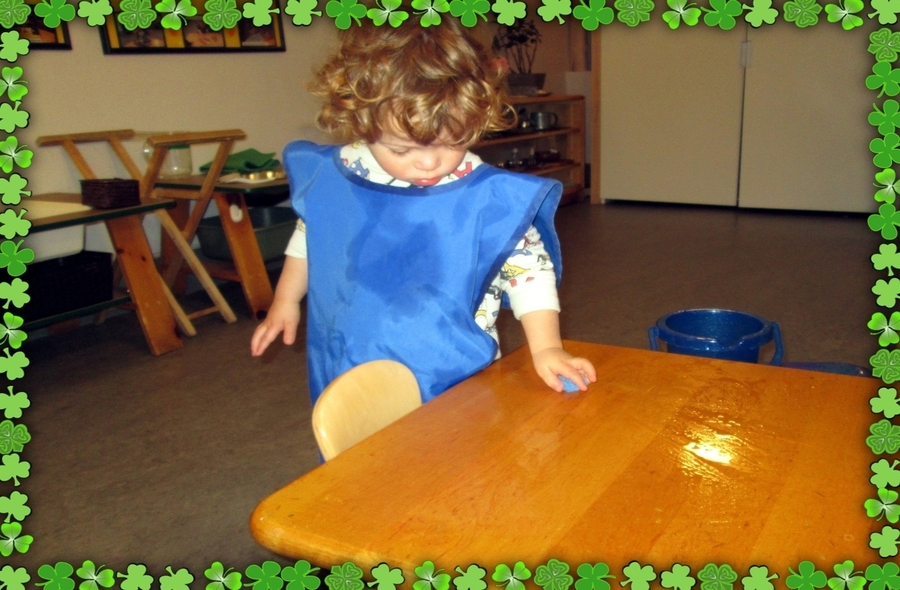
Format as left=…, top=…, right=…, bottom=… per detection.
left=154, top=176, right=288, bottom=319
left=25, top=193, right=182, bottom=355
left=251, top=341, right=884, bottom=574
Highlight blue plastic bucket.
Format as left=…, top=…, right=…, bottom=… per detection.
left=648, top=309, right=783, bottom=364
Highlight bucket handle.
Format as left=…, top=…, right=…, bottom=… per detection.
left=649, top=323, right=784, bottom=364
left=768, top=321, right=784, bottom=366
left=648, top=326, right=660, bottom=351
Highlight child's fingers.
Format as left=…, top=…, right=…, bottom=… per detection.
left=569, top=357, right=597, bottom=382
left=251, top=323, right=282, bottom=356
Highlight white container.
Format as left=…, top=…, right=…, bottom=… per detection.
left=24, top=227, right=85, bottom=263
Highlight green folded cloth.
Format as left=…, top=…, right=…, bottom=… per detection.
left=200, top=148, right=281, bottom=174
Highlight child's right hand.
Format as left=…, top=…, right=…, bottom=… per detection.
left=250, top=300, right=300, bottom=356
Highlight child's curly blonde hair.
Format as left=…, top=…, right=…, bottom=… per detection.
left=310, top=20, right=512, bottom=149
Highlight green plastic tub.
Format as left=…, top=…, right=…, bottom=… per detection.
left=197, top=206, right=297, bottom=263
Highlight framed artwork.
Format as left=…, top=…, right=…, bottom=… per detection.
left=14, top=13, right=71, bottom=49
left=98, top=0, right=285, bottom=54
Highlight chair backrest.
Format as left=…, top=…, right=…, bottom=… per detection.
left=312, top=360, right=422, bottom=461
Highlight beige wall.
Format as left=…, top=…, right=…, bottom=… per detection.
left=24, top=16, right=571, bottom=252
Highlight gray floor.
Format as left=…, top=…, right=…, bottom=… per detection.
left=14, top=200, right=878, bottom=574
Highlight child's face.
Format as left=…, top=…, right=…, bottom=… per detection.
left=369, top=132, right=466, bottom=187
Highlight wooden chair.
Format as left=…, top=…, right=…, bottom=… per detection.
left=35, top=129, right=238, bottom=336
left=312, top=360, right=422, bottom=461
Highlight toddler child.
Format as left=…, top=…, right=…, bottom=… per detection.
left=250, top=19, right=596, bottom=403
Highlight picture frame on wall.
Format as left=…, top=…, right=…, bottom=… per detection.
left=14, top=14, right=72, bottom=49
left=99, top=0, right=285, bottom=54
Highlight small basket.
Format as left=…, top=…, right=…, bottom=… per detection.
left=80, top=178, right=140, bottom=209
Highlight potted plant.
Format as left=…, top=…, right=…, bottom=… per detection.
left=492, top=20, right=544, bottom=96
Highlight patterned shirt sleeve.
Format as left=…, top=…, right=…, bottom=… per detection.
left=283, top=218, right=307, bottom=259
left=499, top=225, right=560, bottom=319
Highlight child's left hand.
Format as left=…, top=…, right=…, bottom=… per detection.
left=531, top=347, right=597, bottom=393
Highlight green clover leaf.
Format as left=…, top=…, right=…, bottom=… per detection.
left=870, top=525, right=900, bottom=558
left=0, top=208, right=28, bottom=240
left=660, top=565, right=694, bottom=590
left=870, top=0, right=900, bottom=23
left=865, top=562, right=900, bottom=590
left=741, top=566, right=778, bottom=590
left=534, top=561, right=573, bottom=590
left=160, top=567, right=194, bottom=590
left=872, top=458, right=900, bottom=488
left=872, top=102, right=900, bottom=136
left=453, top=566, right=487, bottom=590
left=742, top=0, right=776, bottom=24
left=325, top=563, right=364, bottom=590
left=494, top=563, right=532, bottom=590
left=782, top=0, right=820, bottom=25
left=786, top=563, right=827, bottom=590
left=284, top=0, right=321, bottom=23
left=662, top=0, right=701, bottom=26
left=0, top=101, right=28, bottom=133
left=117, top=565, right=154, bottom=590
left=867, top=418, right=900, bottom=453
left=367, top=564, right=403, bottom=590
left=410, top=0, right=449, bottom=25
left=33, top=0, right=75, bottom=28
left=0, top=279, right=28, bottom=313
left=367, top=0, right=409, bottom=25
left=873, top=242, right=900, bottom=274
left=873, top=277, right=900, bottom=307
left=0, top=453, right=28, bottom=486
left=414, top=562, right=451, bottom=590
left=0, top=0, right=31, bottom=28
left=873, top=348, right=900, bottom=383
left=0, top=31, right=28, bottom=64
left=702, top=0, right=742, bottom=28
left=491, top=0, right=525, bottom=23
left=76, top=561, right=115, bottom=590
left=282, top=561, right=320, bottom=590
left=203, top=0, right=241, bottom=29
left=118, top=0, right=156, bottom=29
left=243, top=0, right=279, bottom=25
left=326, top=0, right=367, bottom=27
left=869, top=202, right=900, bottom=239
left=0, top=491, right=28, bottom=524
left=77, top=0, right=113, bottom=25
left=576, top=564, right=615, bottom=590
left=0, top=522, right=31, bottom=556
left=573, top=0, right=614, bottom=28
left=869, top=62, right=900, bottom=99
left=872, top=387, right=900, bottom=418
left=823, top=0, right=861, bottom=28
left=875, top=169, right=900, bottom=204
left=865, top=488, right=900, bottom=524
left=0, top=136, right=32, bottom=173
left=870, top=27, right=900, bottom=62
left=0, top=386, right=27, bottom=419
left=449, top=0, right=489, bottom=25
left=0, top=240, right=32, bottom=277
left=870, top=311, right=900, bottom=346
left=0, top=173, right=29, bottom=206
left=156, top=0, right=198, bottom=29
left=0, top=67, right=28, bottom=102
left=537, top=0, right=572, bottom=21
left=37, top=563, right=75, bottom=590
left=0, top=312, right=25, bottom=349
left=0, top=419, right=29, bottom=453
left=0, top=566, right=30, bottom=590
left=614, top=0, right=651, bottom=24
left=246, top=562, right=284, bottom=590
left=698, top=565, right=737, bottom=590
left=621, top=563, right=656, bottom=590
left=205, top=562, right=243, bottom=590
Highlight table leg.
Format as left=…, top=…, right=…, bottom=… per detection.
left=213, top=192, right=274, bottom=319
left=104, top=215, right=183, bottom=355
left=160, top=199, right=191, bottom=295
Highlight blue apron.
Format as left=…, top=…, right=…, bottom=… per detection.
left=284, top=140, right=563, bottom=403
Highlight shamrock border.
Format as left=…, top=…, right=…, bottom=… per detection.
left=1, top=2, right=898, bottom=588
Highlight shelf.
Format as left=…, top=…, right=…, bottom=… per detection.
left=477, top=127, right=579, bottom=148
left=508, top=94, right=584, bottom=106
left=23, top=293, right=132, bottom=332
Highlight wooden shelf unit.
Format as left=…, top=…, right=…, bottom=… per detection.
left=475, top=94, right=586, bottom=206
